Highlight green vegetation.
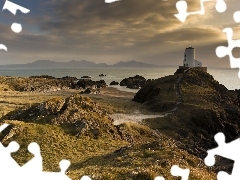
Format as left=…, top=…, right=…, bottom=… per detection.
left=0, top=71, right=220, bottom=179
left=136, top=68, right=240, bottom=175
left=133, top=75, right=177, bottom=112
left=1, top=120, right=215, bottom=180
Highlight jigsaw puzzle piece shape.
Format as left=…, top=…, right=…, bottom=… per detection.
left=0, top=123, right=9, bottom=132
left=41, top=172, right=71, bottom=180
left=0, top=124, right=19, bottom=172
left=216, top=28, right=240, bottom=78
left=21, top=142, right=43, bottom=173
left=171, top=165, right=190, bottom=180
left=217, top=171, right=234, bottom=180
left=0, top=43, right=7, bottom=51
left=59, top=159, right=71, bottom=173
left=0, top=141, right=21, bottom=174
left=215, top=0, right=227, bottom=13
left=2, top=0, right=30, bottom=15
left=216, top=45, right=228, bottom=58
left=80, top=175, right=92, bottom=180
left=205, top=132, right=240, bottom=179
left=11, top=23, right=22, bottom=33
left=233, top=11, right=240, bottom=23
left=40, top=160, right=71, bottom=180
left=205, top=132, right=240, bottom=165
left=174, top=1, right=188, bottom=22
left=105, top=0, right=121, bottom=3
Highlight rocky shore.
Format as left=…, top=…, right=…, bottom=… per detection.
left=133, top=67, right=240, bottom=173
left=0, top=75, right=152, bottom=93
left=1, top=68, right=237, bottom=179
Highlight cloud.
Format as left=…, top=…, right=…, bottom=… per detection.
left=0, top=0, right=237, bottom=68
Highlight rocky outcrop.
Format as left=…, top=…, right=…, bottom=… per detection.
left=76, top=79, right=106, bottom=89
left=133, top=75, right=176, bottom=111
left=0, top=76, right=107, bottom=93
left=0, top=76, right=74, bottom=92
left=2, top=94, right=119, bottom=139
left=81, top=76, right=91, bottom=78
left=120, top=75, right=147, bottom=89
left=29, top=75, right=56, bottom=79
left=110, top=81, right=119, bottom=85
left=133, top=84, right=160, bottom=103
left=76, top=79, right=95, bottom=89
left=133, top=68, right=240, bottom=172
left=2, top=94, right=151, bottom=142
left=79, top=88, right=100, bottom=94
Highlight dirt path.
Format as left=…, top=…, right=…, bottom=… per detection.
left=99, top=87, right=135, bottom=99
left=110, top=110, right=164, bottom=125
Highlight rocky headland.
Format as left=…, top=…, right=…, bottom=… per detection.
left=119, top=75, right=152, bottom=89
left=133, top=67, right=240, bottom=172
left=0, top=92, right=215, bottom=179
left=0, top=76, right=107, bottom=93
left=1, top=68, right=238, bottom=179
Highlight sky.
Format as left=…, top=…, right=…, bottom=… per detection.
left=0, top=0, right=239, bottom=67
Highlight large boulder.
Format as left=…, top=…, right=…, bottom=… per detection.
left=0, top=76, right=74, bottom=92
left=120, top=75, right=146, bottom=89
left=76, top=79, right=106, bottom=89
left=76, top=79, right=95, bottom=89
left=2, top=94, right=119, bottom=139
left=95, top=80, right=107, bottom=88
left=110, top=81, right=119, bottom=85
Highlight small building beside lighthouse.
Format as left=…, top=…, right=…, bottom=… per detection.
left=183, top=46, right=202, bottom=67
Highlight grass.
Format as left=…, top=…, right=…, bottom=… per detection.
left=0, top=89, right=79, bottom=118
left=87, top=95, right=159, bottom=115
left=1, top=120, right=215, bottom=180
left=0, top=75, right=218, bottom=180
left=2, top=120, right=128, bottom=179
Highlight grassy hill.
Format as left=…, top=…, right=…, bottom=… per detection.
left=133, top=68, right=240, bottom=173
left=0, top=92, right=215, bottom=179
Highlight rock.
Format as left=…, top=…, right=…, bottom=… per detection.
left=76, top=79, right=106, bottom=89
left=133, top=83, right=160, bottom=103
left=134, top=68, right=240, bottom=173
left=110, top=81, right=119, bottom=85
left=99, top=74, right=106, bottom=77
left=120, top=75, right=146, bottom=89
left=95, top=80, right=107, bottom=88
left=2, top=94, right=120, bottom=139
left=29, top=75, right=56, bottom=79
left=61, top=76, right=78, bottom=81
left=0, top=76, right=74, bottom=92
left=84, top=88, right=92, bottom=94
left=126, top=84, right=140, bottom=89
left=76, top=79, right=95, bottom=89
left=81, top=75, right=91, bottom=78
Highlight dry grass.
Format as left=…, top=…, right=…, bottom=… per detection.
left=0, top=83, right=217, bottom=180
left=1, top=121, right=216, bottom=180
left=0, top=89, right=79, bottom=118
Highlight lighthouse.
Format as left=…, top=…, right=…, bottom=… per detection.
left=183, top=46, right=202, bottom=67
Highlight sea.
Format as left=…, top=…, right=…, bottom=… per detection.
left=0, top=67, right=240, bottom=91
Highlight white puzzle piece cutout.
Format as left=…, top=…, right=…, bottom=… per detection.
left=215, top=28, right=240, bottom=78
left=0, top=123, right=71, bottom=180
left=205, top=132, right=240, bottom=180
left=2, top=0, right=30, bottom=15
left=174, top=0, right=227, bottom=22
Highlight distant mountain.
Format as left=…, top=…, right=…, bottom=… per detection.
left=0, top=60, right=100, bottom=68
left=0, top=60, right=159, bottom=68
left=112, top=60, right=159, bottom=68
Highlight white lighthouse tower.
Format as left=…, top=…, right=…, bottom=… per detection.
left=183, top=46, right=202, bottom=67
